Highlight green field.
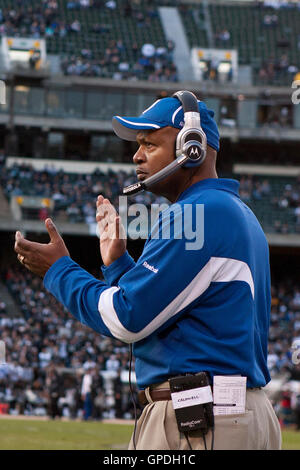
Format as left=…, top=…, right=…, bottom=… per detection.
left=0, top=418, right=299, bottom=450
left=0, top=418, right=134, bottom=450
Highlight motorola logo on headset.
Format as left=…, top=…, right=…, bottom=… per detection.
left=184, top=140, right=205, bottom=162
left=123, top=90, right=207, bottom=195
left=187, top=146, right=200, bottom=158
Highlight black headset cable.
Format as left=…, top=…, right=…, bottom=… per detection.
left=129, top=343, right=138, bottom=450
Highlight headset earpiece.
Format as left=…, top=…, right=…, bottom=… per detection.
left=172, top=91, right=207, bottom=168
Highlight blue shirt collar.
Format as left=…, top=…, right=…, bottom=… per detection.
left=177, top=178, right=240, bottom=202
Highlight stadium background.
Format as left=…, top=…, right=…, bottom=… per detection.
left=0, top=0, right=300, bottom=449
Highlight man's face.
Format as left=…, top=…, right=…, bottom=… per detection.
left=133, top=126, right=180, bottom=196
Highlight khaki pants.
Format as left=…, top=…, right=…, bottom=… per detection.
left=128, top=382, right=282, bottom=450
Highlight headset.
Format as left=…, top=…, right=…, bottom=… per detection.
left=123, top=90, right=207, bottom=196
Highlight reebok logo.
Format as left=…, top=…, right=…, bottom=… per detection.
left=143, top=261, right=158, bottom=273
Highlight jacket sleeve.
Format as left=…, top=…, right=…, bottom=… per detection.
left=44, top=206, right=213, bottom=344
left=101, top=251, right=136, bottom=286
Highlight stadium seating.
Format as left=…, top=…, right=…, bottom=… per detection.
left=237, top=174, right=300, bottom=234
left=180, top=2, right=300, bottom=85
left=0, top=265, right=134, bottom=418
left=0, top=162, right=163, bottom=223
left=0, top=0, right=177, bottom=80
left=1, top=161, right=299, bottom=234
left=1, top=1, right=299, bottom=84
left=178, top=3, right=209, bottom=50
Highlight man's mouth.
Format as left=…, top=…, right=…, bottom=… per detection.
left=136, top=170, right=148, bottom=181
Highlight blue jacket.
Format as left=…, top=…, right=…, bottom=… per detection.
left=44, top=178, right=271, bottom=389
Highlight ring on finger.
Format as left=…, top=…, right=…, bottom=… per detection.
left=18, top=254, right=25, bottom=264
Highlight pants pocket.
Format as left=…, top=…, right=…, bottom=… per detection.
left=130, top=401, right=180, bottom=450
left=213, top=410, right=254, bottom=450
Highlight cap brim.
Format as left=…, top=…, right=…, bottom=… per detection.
left=112, top=116, right=162, bottom=141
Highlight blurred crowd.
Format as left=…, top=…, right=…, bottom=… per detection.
left=0, top=0, right=162, bottom=38
left=272, top=179, right=300, bottom=233
left=239, top=174, right=300, bottom=234
left=0, top=162, right=167, bottom=224
left=239, top=174, right=272, bottom=202
left=0, top=266, right=138, bottom=420
left=0, top=0, right=63, bottom=38
left=268, top=281, right=300, bottom=377
left=258, top=54, right=300, bottom=86
left=61, top=39, right=178, bottom=82
left=0, top=0, right=178, bottom=82
left=267, top=279, right=300, bottom=429
left=0, top=0, right=300, bottom=86
left=255, top=2, right=300, bottom=85
left=259, top=0, right=300, bottom=9
left=1, top=163, right=299, bottom=234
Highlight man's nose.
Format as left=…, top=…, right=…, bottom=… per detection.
left=133, top=146, right=146, bottom=164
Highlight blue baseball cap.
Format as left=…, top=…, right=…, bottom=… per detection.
left=112, top=96, right=220, bottom=151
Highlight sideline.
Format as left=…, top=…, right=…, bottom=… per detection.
left=0, top=414, right=134, bottom=425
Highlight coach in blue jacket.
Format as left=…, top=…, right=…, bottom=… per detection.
left=15, top=93, right=281, bottom=450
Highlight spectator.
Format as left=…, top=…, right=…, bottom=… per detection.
left=220, top=29, right=230, bottom=41
left=46, top=365, right=62, bottom=419
left=105, top=0, right=116, bottom=9
left=295, top=204, right=300, bottom=228
left=91, top=366, right=104, bottom=420
left=82, top=201, right=95, bottom=224
left=66, top=203, right=82, bottom=223
left=80, top=0, right=90, bottom=7
left=268, top=345, right=280, bottom=375
left=260, top=179, right=271, bottom=196
left=215, top=29, right=230, bottom=45
left=70, top=20, right=81, bottom=33
left=81, top=365, right=93, bottom=420
left=113, top=369, right=123, bottom=419
left=0, top=301, right=7, bottom=314
left=38, top=207, right=49, bottom=221
left=252, top=181, right=263, bottom=200
left=105, top=354, right=120, bottom=372
left=141, top=43, right=155, bottom=58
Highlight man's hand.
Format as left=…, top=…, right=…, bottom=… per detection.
left=14, top=218, right=70, bottom=278
left=96, top=195, right=126, bottom=266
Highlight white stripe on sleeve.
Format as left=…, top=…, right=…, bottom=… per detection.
left=98, top=257, right=255, bottom=343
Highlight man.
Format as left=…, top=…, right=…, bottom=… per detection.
left=81, top=365, right=93, bottom=420
left=46, top=364, right=62, bottom=420
left=15, top=93, right=281, bottom=450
